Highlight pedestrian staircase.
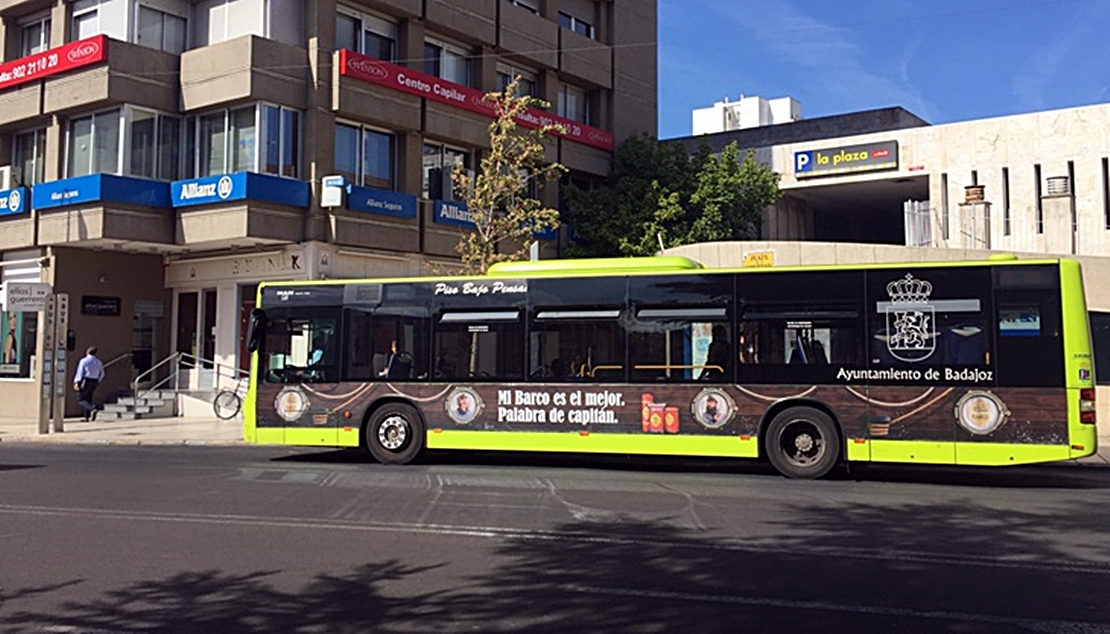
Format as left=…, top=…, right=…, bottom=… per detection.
left=99, top=390, right=178, bottom=421
left=97, top=351, right=246, bottom=421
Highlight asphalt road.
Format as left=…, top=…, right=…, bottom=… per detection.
left=1, top=444, right=1109, bottom=634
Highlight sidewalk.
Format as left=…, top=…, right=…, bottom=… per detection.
left=0, top=415, right=1107, bottom=466
left=0, top=415, right=244, bottom=446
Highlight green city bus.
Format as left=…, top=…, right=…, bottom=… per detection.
left=243, top=255, right=1097, bottom=478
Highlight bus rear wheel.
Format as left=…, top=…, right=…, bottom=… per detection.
left=365, top=403, right=425, bottom=465
left=764, top=407, right=840, bottom=479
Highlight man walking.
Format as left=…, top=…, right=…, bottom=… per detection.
left=73, top=346, right=105, bottom=421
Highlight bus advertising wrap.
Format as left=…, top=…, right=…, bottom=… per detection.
left=339, top=50, right=615, bottom=152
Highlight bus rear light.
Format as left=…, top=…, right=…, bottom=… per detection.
left=1080, top=388, right=1096, bottom=424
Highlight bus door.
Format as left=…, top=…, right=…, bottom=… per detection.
left=259, top=305, right=342, bottom=445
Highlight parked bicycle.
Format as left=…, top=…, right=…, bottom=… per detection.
left=213, top=376, right=248, bottom=420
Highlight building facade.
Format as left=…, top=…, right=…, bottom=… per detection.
left=0, top=0, right=658, bottom=419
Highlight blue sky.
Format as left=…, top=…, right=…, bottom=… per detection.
left=658, top=0, right=1110, bottom=139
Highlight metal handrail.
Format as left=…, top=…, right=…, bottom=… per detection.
left=103, top=352, right=133, bottom=371
left=132, top=351, right=249, bottom=400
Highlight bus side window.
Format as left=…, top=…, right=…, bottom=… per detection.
left=529, top=308, right=625, bottom=382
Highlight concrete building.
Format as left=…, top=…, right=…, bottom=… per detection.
left=0, top=0, right=658, bottom=419
left=691, top=94, right=801, bottom=136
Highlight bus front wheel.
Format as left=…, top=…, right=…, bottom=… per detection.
left=764, top=407, right=840, bottom=479
left=365, top=403, right=425, bottom=465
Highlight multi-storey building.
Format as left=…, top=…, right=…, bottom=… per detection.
left=0, top=0, right=657, bottom=419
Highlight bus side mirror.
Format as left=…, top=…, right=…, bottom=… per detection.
left=246, top=308, right=266, bottom=353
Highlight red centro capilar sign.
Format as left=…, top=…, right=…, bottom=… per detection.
left=339, top=49, right=615, bottom=152
left=0, top=35, right=109, bottom=92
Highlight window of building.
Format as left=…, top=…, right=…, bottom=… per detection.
left=68, top=109, right=121, bottom=176
left=504, top=0, right=540, bottom=14
left=20, top=14, right=51, bottom=57
left=335, top=122, right=394, bottom=190
left=557, top=84, right=588, bottom=124
left=129, top=109, right=183, bottom=180
left=1002, top=166, right=1011, bottom=235
left=1034, top=163, right=1043, bottom=234
left=559, top=11, right=594, bottom=39
left=496, top=64, right=537, bottom=97
left=72, top=0, right=101, bottom=40
left=422, top=143, right=470, bottom=201
left=336, top=8, right=396, bottom=61
left=424, top=38, right=471, bottom=86
left=190, top=104, right=301, bottom=178
left=136, top=4, right=187, bottom=54
left=13, top=129, right=47, bottom=185
left=67, top=107, right=187, bottom=180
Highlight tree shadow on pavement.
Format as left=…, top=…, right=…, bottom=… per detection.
left=3, top=496, right=1108, bottom=633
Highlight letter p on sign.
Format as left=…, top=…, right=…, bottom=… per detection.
left=794, top=151, right=813, bottom=174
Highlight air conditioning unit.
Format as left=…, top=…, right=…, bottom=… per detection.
left=0, top=166, right=11, bottom=191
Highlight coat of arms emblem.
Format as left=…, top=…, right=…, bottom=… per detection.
left=883, top=273, right=936, bottom=363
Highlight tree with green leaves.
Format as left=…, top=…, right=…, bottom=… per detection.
left=563, top=137, right=781, bottom=257
left=449, top=76, right=567, bottom=275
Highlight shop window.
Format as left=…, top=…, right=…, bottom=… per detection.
left=20, top=15, right=51, bottom=57
left=336, top=9, right=396, bottom=61
left=335, top=123, right=394, bottom=190
left=13, top=129, right=47, bottom=185
left=424, top=38, right=471, bottom=87
left=0, top=308, right=37, bottom=379
left=136, top=5, right=187, bottom=54
left=422, top=143, right=470, bottom=201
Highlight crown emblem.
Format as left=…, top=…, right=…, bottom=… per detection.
left=886, top=274, right=932, bottom=303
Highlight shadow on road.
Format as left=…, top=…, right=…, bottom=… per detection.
left=272, top=446, right=1110, bottom=489
left=3, top=501, right=1108, bottom=632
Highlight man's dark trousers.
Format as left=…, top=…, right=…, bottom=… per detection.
left=78, top=378, right=99, bottom=421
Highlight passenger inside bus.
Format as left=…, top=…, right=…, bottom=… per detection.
left=701, top=324, right=730, bottom=380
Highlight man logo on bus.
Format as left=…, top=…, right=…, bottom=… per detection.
left=885, top=273, right=935, bottom=362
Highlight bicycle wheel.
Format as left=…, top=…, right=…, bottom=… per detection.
left=213, top=390, right=242, bottom=420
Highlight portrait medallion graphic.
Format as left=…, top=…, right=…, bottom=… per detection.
left=883, top=273, right=936, bottom=363
left=954, top=390, right=1010, bottom=435
left=692, top=388, right=735, bottom=430
left=446, top=387, right=482, bottom=424
left=275, top=387, right=309, bottom=422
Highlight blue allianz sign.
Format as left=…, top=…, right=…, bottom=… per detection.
left=171, top=172, right=311, bottom=208
left=0, top=187, right=28, bottom=216
left=32, top=174, right=171, bottom=210
left=347, top=185, right=416, bottom=218
left=433, top=200, right=476, bottom=227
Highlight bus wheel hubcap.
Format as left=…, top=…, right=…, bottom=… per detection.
left=795, top=433, right=815, bottom=453
left=379, top=416, right=408, bottom=450
left=783, top=422, right=823, bottom=465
